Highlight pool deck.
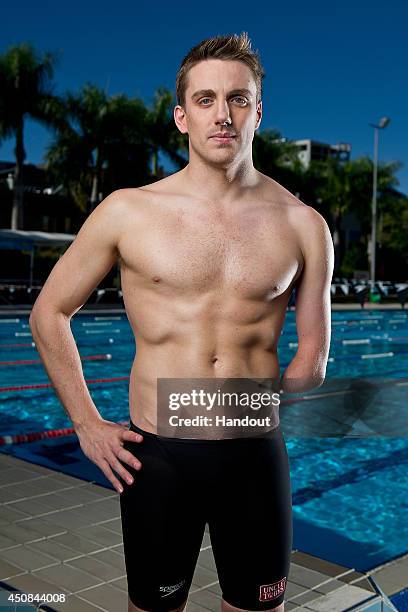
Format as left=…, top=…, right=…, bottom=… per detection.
left=0, top=452, right=404, bottom=612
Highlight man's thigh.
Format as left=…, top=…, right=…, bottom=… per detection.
left=209, top=428, right=292, bottom=611
left=120, top=427, right=207, bottom=611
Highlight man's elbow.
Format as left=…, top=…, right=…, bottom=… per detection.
left=29, top=301, right=46, bottom=326
left=29, top=306, right=39, bottom=329
left=29, top=306, right=45, bottom=335
left=29, top=304, right=69, bottom=334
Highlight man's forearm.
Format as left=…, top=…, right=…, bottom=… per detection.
left=29, top=310, right=102, bottom=429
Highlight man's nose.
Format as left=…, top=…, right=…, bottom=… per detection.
left=214, top=100, right=231, bottom=125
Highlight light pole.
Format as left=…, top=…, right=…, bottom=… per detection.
left=369, top=116, right=390, bottom=293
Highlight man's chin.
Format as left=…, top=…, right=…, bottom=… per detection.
left=203, top=149, right=238, bottom=166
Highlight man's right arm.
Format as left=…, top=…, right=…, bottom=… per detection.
left=29, top=190, right=143, bottom=493
left=29, top=190, right=123, bottom=427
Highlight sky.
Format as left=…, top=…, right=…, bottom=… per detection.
left=1, top=0, right=407, bottom=195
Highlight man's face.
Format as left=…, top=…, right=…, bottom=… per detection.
left=174, top=59, right=262, bottom=167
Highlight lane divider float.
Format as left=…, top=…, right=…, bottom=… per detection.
left=0, top=419, right=129, bottom=446
left=0, top=354, right=112, bottom=367
left=0, top=375, right=129, bottom=393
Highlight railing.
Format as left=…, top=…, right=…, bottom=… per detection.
left=329, top=280, right=408, bottom=308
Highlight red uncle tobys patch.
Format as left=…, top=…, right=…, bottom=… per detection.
left=259, top=577, right=287, bottom=601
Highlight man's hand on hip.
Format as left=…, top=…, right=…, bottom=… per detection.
left=76, top=418, right=143, bottom=493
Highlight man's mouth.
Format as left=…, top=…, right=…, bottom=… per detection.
left=210, top=133, right=237, bottom=141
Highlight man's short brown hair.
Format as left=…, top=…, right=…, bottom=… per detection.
left=176, top=32, right=265, bottom=108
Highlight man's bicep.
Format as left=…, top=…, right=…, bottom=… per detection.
left=31, top=191, right=125, bottom=319
left=294, top=210, right=334, bottom=361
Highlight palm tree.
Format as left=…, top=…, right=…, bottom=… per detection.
left=303, top=156, right=402, bottom=274
left=45, top=84, right=157, bottom=212
left=46, top=84, right=111, bottom=213
left=0, top=42, right=59, bottom=229
left=46, top=84, right=190, bottom=211
left=101, top=93, right=153, bottom=192
left=253, top=129, right=300, bottom=183
left=311, top=157, right=348, bottom=270
left=145, top=87, right=188, bottom=177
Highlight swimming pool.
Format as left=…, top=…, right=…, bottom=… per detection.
left=0, top=310, right=407, bottom=572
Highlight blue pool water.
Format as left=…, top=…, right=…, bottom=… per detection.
left=0, top=310, right=407, bottom=572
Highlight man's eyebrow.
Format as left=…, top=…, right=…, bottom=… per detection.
left=191, top=88, right=253, bottom=100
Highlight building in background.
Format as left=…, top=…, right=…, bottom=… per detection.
left=0, top=160, right=81, bottom=233
left=273, top=138, right=352, bottom=169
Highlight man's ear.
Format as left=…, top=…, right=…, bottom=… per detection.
left=174, top=105, right=188, bottom=135
left=255, top=100, right=263, bottom=131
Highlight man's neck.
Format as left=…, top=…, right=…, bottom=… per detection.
left=182, top=156, right=261, bottom=204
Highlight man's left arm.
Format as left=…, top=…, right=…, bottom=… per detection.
left=280, top=207, right=334, bottom=393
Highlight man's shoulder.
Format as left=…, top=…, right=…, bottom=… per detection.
left=109, top=173, right=182, bottom=205
left=84, top=189, right=143, bottom=235
left=95, top=175, right=182, bottom=229
left=259, top=174, right=332, bottom=252
left=288, top=196, right=329, bottom=231
left=261, top=175, right=329, bottom=231
left=285, top=196, right=333, bottom=262
left=258, top=173, right=301, bottom=210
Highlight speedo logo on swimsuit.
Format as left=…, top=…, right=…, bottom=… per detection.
left=259, top=577, right=287, bottom=601
left=159, top=579, right=186, bottom=597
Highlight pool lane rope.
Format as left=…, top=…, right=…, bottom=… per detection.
left=0, top=354, right=112, bottom=367
left=0, top=420, right=130, bottom=446
left=0, top=342, right=36, bottom=348
left=0, top=375, right=129, bottom=393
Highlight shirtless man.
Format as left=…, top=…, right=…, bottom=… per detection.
left=29, top=33, right=333, bottom=612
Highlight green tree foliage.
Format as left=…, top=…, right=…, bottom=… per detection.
left=0, top=42, right=59, bottom=228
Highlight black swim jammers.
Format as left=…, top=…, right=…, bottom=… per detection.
left=120, top=420, right=292, bottom=611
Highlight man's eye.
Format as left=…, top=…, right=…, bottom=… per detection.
left=198, top=97, right=248, bottom=105
left=232, top=97, right=248, bottom=105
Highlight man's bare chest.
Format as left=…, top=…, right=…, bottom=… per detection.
left=118, top=203, right=303, bottom=300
